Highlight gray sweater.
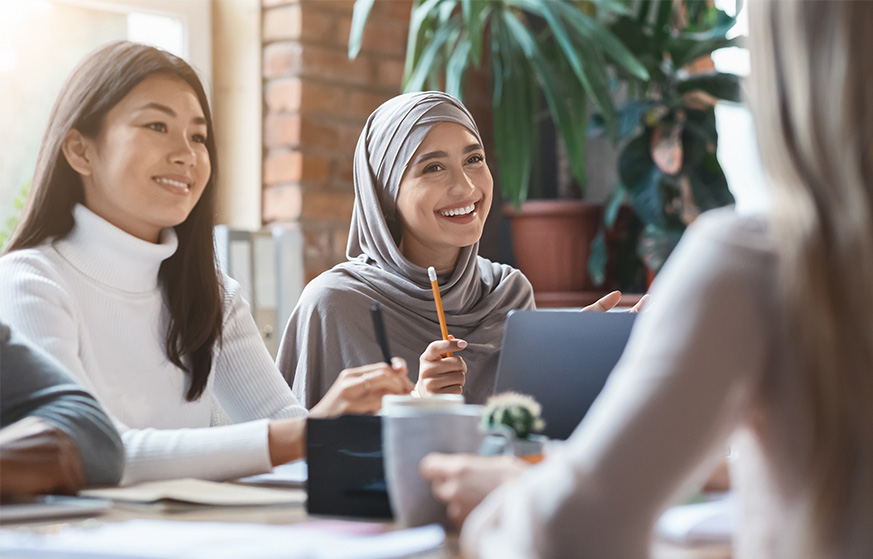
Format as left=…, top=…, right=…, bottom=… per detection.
left=0, top=322, right=124, bottom=486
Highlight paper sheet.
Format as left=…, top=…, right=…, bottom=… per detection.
left=0, top=519, right=445, bottom=559
left=81, top=478, right=305, bottom=506
left=237, top=459, right=308, bottom=487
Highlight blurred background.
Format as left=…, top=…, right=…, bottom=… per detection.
left=0, top=0, right=768, bottom=355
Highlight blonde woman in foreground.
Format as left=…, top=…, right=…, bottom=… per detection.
left=421, top=2, right=873, bottom=558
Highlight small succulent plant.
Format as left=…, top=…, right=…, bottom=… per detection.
left=482, top=392, right=546, bottom=440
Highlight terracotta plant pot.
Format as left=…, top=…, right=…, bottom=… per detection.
left=503, top=200, right=601, bottom=307
left=503, top=200, right=639, bottom=308
left=504, top=200, right=601, bottom=292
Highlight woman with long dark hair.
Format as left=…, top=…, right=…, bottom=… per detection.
left=0, top=41, right=412, bottom=484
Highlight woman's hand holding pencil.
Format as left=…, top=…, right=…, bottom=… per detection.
left=415, top=266, right=467, bottom=397
left=415, top=337, right=468, bottom=397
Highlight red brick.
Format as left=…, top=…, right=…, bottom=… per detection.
left=263, top=43, right=302, bottom=78
left=264, top=113, right=301, bottom=148
left=376, top=58, right=405, bottom=89
left=299, top=80, right=345, bottom=114
left=301, top=190, right=355, bottom=222
left=302, top=0, right=354, bottom=15
left=337, top=122, right=364, bottom=151
left=263, top=4, right=301, bottom=42
left=340, top=16, right=408, bottom=57
left=346, top=89, right=390, bottom=119
left=263, top=184, right=303, bottom=222
left=299, top=117, right=340, bottom=149
left=300, top=155, right=331, bottom=181
left=264, top=152, right=300, bottom=184
left=334, top=154, right=356, bottom=184
left=300, top=45, right=372, bottom=84
left=265, top=77, right=302, bottom=112
left=300, top=5, right=338, bottom=43
left=264, top=152, right=330, bottom=184
left=369, top=0, right=415, bottom=22
left=304, top=257, right=336, bottom=285
left=335, top=16, right=353, bottom=51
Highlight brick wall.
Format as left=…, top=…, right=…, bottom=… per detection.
left=261, top=0, right=412, bottom=282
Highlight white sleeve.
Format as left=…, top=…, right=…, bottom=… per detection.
left=0, top=255, right=294, bottom=485
left=211, top=278, right=308, bottom=423
left=462, top=215, right=773, bottom=558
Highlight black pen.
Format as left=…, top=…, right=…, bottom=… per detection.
left=370, top=302, right=392, bottom=364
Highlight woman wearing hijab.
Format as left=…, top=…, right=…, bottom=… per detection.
left=277, top=92, right=623, bottom=407
left=278, top=92, right=527, bottom=406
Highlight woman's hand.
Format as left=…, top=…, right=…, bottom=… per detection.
left=310, top=358, right=414, bottom=417
left=415, top=338, right=468, bottom=397
left=581, top=291, right=649, bottom=313
left=268, top=359, right=414, bottom=466
left=0, top=416, right=86, bottom=497
left=420, top=453, right=526, bottom=527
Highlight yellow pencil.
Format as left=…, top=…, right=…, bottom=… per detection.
left=427, top=266, right=452, bottom=357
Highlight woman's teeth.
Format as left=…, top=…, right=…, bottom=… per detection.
left=155, top=177, right=189, bottom=189
left=440, top=203, right=475, bottom=217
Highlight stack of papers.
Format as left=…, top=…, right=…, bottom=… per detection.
left=81, top=478, right=305, bottom=507
left=656, top=494, right=735, bottom=544
left=0, top=520, right=445, bottom=559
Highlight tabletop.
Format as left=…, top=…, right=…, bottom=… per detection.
left=1, top=486, right=731, bottom=559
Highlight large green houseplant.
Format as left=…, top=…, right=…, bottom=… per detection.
left=589, top=1, right=743, bottom=284
left=349, top=0, right=648, bottom=208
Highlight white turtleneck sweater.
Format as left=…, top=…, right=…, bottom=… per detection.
left=0, top=205, right=308, bottom=485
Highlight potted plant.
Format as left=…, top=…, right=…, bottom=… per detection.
left=349, top=0, right=648, bottom=304
left=588, top=1, right=743, bottom=285
left=480, top=391, right=548, bottom=463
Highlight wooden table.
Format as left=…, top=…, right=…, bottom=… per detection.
left=1, top=487, right=731, bottom=559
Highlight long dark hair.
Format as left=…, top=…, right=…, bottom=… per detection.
left=5, top=41, right=222, bottom=402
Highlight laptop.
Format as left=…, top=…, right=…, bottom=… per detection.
left=493, top=310, right=637, bottom=440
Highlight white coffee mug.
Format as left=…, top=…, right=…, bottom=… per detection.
left=381, top=396, right=484, bottom=527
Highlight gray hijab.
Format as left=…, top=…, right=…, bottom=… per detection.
left=277, top=92, right=534, bottom=406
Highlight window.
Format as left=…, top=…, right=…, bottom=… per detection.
left=0, top=0, right=209, bottom=238
left=712, top=0, right=769, bottom=215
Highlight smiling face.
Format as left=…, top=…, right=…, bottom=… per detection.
left=70, top=74, right=211, bottom=243
left=395, top=122, right=493, bottom=270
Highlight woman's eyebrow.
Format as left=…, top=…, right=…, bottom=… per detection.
left=414, top=143, right=483, bottom=165
left=413, top=150, right=448, bottom=165
left=134, top=102, right=206, bottom=125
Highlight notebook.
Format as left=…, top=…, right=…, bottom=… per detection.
left=493, top=310, right=637, bottom=440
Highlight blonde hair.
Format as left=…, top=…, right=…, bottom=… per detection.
left=749, top=1, right=873, bottom=555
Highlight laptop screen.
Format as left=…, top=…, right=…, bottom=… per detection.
left=493, top=310, right=637, bottom=440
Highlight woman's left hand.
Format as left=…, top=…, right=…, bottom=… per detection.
left=311, top=358, right=414, bottom=416
left=415, top=337, right=468, bottom=397
left=419, top=453, right=527, bottom=527
left=581, top=291, right=649, bottom=313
